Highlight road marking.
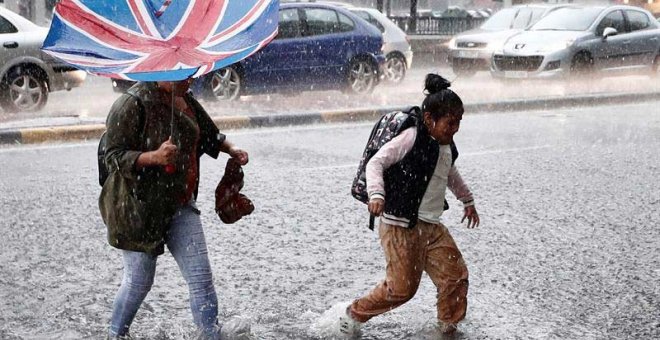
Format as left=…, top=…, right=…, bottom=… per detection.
left=462, top=145, right=553, bottom=157
left=0, top=142, right=96, bottom=154
left=227, top=122, right=373, bottom=135
left=292, top=145, right=554, bottom=172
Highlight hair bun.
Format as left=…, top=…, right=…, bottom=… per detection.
left=424, top=74, right=451, bottom=95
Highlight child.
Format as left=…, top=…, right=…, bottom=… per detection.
left=324, top=74, right=480, bottom=337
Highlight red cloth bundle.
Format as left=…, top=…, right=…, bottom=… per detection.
left=215, top=158, right=254, bottom=224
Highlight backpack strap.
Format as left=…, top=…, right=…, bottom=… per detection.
left=403, top=105, right=421, bottom=118
left=450, top=141, right=459, bottom=165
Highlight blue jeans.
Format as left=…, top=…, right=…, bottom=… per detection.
left=109, top=203, right=219, bottom=339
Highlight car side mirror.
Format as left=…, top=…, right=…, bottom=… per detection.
left=602, top=27, right=618, bottom=40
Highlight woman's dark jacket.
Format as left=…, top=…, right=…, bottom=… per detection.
left=99, top=82, right=225, bottom=255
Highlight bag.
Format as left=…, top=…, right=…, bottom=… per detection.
left=351, top=106, right=420, bottom=204
left=215, top=158, right=255, bottom=224
left=97, top=94, right=145, bottom=187
left=97, top=132, right=110, bottom=187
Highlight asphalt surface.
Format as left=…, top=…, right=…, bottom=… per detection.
left=1, top=101, right=659, bottom=339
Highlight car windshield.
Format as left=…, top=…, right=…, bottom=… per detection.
left=481, top=8, right=518, bottom=30
left=530, top=7, right=603, bottom=31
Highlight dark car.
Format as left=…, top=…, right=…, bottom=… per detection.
left=113, top=2, right=385, bottom=100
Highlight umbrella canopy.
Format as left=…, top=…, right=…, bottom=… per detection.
left=42, top=0, right=279, bottom=81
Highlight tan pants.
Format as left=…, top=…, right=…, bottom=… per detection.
left=350, top=220, right=469, bottom=324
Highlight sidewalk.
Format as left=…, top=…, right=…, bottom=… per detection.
left=2, top=90, right=659, bottom=145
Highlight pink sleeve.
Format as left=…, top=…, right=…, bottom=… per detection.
left=365, top=127, right=416, bottom=201
left=448, top=165, right=475, bottom=207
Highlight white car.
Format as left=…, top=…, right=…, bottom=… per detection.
left=0, top=6, right=86, bottom=112
left=447, top=4, right=567, bottom=77
left=348, top=7, right=413, bottom=83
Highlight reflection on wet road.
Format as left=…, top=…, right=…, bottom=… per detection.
left=2, top=66, right=658, bottom=124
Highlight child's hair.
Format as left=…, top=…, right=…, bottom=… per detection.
left=421, top=74, right=463, bottom=120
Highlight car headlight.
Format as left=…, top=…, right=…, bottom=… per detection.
left=484, top=41, right=508, bottom=53
left=447, top=37, right=457, bottom=49
left=538, top=40, right=574, bottom=53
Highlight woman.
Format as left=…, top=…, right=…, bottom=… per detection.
left=100, top=79, right=248, bottom=340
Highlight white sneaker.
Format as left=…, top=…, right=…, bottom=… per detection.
left=338, top=310, right=362, bottom=337
left=311, top=301, right=362, bottom=339
left=220, top=317, right=252, bottom=340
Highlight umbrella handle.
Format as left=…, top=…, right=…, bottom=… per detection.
left=154, top=0, right=172, bottom=18
left=164, top=86, right=175, bottom=175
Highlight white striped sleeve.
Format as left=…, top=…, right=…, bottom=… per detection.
left=448, top=165, right=475, bottom=207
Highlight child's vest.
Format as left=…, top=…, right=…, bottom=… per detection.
left=351, top=107, right=459, bottom=229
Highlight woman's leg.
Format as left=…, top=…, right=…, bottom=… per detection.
left=109, top=250, right=157, bottom=337
left=166, top=204, right=219, bottom=339
left=349, top=222, right=426, bottom=323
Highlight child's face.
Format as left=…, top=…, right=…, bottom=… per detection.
left=425, top=109, right=463, bottom=145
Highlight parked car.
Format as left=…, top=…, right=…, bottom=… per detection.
left=0, top=7, right=86, bottom=112
left=348, top=7, right=412, bottom=83
left=114, top=2, right=385, bottom=100
left=447, top=4, right=567, bottom=77
left=491, top=5, right=660, bottom=80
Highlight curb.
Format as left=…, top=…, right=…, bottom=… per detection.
left=1, top=91, right=659, bottom=145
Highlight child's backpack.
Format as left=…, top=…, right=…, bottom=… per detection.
left=351, top=106, right=420, bottom=207
left=97, top=93, right=146, bottom=187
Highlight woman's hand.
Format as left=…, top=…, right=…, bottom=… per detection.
left=154, top=136, right=178, bottom=165
left=368, top=198, right=385, bottom=216
left=229, top=147, right=249, bottom=165
left=461, top=205, right=480, bottom=229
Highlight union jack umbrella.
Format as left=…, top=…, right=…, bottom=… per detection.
left=42, top=0, right=279, bottom=81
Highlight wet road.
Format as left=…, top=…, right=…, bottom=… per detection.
left=1, top=101, right=659, bottom=339
left=1, top=65, right=659, bottom=125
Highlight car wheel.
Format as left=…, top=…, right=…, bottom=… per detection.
left=211, top=66, right=241, bottom=101
left=384, top=54, right=406, bottom=83
left=569, top=52, right=593, bottom=78
left=1, top=67, right=49, bottom=113
left=347, top=59, right=377, bottom=94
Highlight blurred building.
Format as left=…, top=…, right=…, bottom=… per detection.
left=343, top=0, right=659, bottom=13
left=615, top=0, right=660, bottom=16
left=344, top=0, right=500, bottom=13
left=2, top=0, right=55, bottom=26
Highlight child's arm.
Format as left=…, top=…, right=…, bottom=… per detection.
left=447, top=166, right=474, bottom=207
left=448, top=166, right=480, bottom=228
left=365, top=128, right=417, bottom=209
